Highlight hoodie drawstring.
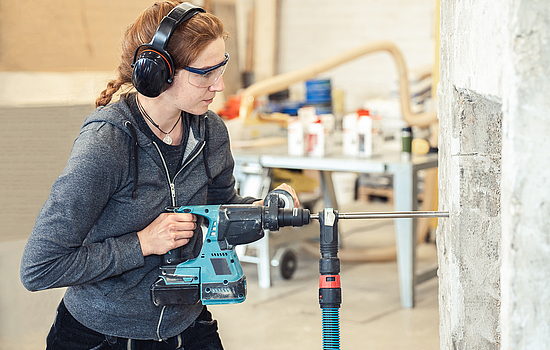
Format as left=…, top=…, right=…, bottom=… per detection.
left=202, top=116, right=213, bottom=185
left=125, top=121, right=139, bottom=199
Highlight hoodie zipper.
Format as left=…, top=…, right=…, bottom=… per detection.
left=152, top=140, right=206, bottom=206
left=151, top=139, right=206, bottom=340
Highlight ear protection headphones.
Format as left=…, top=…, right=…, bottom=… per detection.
left=131, top=2, right=206, bottom=98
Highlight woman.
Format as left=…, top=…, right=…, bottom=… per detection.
left=20, top=2, right=298, bottom=349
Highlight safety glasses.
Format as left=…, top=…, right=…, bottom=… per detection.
left=183, top=53, right=229, bottom=88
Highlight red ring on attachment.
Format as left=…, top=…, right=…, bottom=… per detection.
left=319, top=275, right=340, bottom=288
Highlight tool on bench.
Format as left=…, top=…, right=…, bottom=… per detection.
left=150, top=188, right=448, bottom=349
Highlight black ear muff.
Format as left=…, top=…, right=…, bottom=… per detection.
left=132, top=49, right=174, bottom=98
left=131, top=2, right=205, bottom=98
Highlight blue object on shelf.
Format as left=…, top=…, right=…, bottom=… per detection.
left=306, top=79, right=332, bottom=113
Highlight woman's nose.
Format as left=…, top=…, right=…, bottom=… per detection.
left=209, top=75, right=224, bottom=92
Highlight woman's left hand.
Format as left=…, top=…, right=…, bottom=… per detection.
left=253, top=183, right=300, bottom=208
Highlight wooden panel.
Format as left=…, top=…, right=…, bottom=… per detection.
left=0, top=0, right=153, bottom=71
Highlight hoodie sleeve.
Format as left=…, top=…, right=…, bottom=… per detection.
left=20, top=122, right=145, bottom=292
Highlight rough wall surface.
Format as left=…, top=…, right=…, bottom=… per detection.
left=437, top=0, right=505, bottom=349
left=438, top=87, right=502, bottom=349
left=439, top=0, right=550, bottom=349
left=500, top=1, right=550, bottom=348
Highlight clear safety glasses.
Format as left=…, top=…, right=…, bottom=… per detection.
left=183, top=53, right=229, bottom=88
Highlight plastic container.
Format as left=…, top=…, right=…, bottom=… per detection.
left=320, top=113, right=336, bottom=154
left=371, top=114, right=383, bottom=156
left=307, top=119, right=325, bottom=157
left=298, top=106, right=317, bottom=126
left=357, top=113, right=373, bottom=158
left=287, top=117, right=305, bottom=156
left=342, top=113, right=359, bottom=157
left=401, top=127, right=412, bottom=153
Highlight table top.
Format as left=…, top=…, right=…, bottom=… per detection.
left=232, top=141, right=438, bottom=174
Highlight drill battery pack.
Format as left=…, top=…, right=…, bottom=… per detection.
left=151, top=263, right=247, bottom=306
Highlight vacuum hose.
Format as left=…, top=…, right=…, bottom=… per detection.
left=318, top=208, right=341, bottom=350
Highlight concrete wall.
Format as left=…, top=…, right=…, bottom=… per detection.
left=437, top=87, right=502, bottom=349
left=438, top=1, right=506, bottom=345
left=500, top=1, right=550, bottom=348
left=438, top=0, right=550, bottom=349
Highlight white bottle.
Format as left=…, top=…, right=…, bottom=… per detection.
left=342, top=113, right=359, bottom=157
left=320, top=113, right=335, bottom=155
left=298, top=106, right=317, bottom=126
left=287, top=117, right=304, bottom=156
left=371, top=115, right=383, bottom=157
left=307, top=119, right=325, bottom=157
left=357, top=114, right=373, bottom=158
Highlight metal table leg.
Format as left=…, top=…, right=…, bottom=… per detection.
left=320, top=170, right=339, bottom=210
left=389, top=163, right=418, bottom=308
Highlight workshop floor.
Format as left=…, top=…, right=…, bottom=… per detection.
left=212, top=200, right=440, bottom=350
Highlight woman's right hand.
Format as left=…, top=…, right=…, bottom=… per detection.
left=137, top=213, right=197, bottom=256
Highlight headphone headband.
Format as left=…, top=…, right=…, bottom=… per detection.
left=150, top=2, right=206, bottom=51
left=131, top=2, right=206, bottom=97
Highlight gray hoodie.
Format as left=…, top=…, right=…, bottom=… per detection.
left=20, top=93, right=256, bottom=341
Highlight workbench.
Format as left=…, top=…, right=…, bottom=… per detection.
left=232, top=143, right=438, bottom=308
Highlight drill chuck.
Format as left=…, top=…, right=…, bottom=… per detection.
left=276, top=208, right=311, bottom=227
left=263, top=189, right=310, bottom=231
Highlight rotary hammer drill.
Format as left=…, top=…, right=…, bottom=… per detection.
left=150, top=189, right=311, bottom=306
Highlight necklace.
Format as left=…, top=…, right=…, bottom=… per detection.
left=136, top=96, right=181, bottom=145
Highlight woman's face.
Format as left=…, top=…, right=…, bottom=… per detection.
left=163, top=37, right=226, bottom=115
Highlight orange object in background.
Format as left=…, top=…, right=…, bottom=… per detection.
left=218, top=95, right=242, bottom=120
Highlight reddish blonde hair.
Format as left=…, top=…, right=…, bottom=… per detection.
left=96, top=1, right=228, bottom=107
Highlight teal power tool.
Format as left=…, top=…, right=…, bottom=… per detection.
left=150, top=189, right=310, bottom=306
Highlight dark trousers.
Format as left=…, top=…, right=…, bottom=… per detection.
left=46, top=300, right=224, bottom=350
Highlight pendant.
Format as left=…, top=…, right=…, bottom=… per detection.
left=163, top=134, right=173, bottom=145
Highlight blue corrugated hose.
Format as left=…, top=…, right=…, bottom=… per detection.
left=322, top=308, right=340, bottom=349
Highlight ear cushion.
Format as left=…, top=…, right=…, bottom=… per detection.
left=131, top=49, right=173, bottom=98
